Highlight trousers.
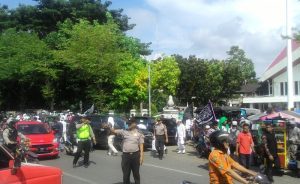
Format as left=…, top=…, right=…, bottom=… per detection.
left=265, top=154, right=281, bottom=181
left=122, top=151, right=140, bottom=184
left=73, top=139, right=91, bottom=166
left=155, top=135, right=165, bottom=159
left=108, top=135, right=118, bottom=154
left=239, top=153, right=251, bottom=169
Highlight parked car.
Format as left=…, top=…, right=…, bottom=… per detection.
left=0, top=144, right=62, bottom=184
left=137, top=128, right=153, bottom=149
left=161, top=118, right=177, bottom=145
left=16, top=121, right=59, bottom=158
left=132, top=116, right=155, bottom=148
left=133, top=116, right=155, bottom=131
left=69, top=115, right=126, bottom=149
left=69, top=115, right=153, bottom=150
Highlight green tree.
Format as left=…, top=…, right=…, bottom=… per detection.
left=175, top=55, right=208, bottom=106
left=0, top=28, right=55, bottom=110
left=112, top=56, right=148, bottom=112
left=0, top=5, right=12, bottom=32
left=151, top=56, right=180, bottom=112
left=2, top=0, right=135, bottom=37
left=222, top=46, right=256, bottom=99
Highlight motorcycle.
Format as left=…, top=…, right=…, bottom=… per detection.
left=16, top=139, right=39, bottom=164
left=195, top=135, right=210, bottom=158
left=64, top=134, right=78, bottom=156
left=246, top=173, right=271, bottom=184
left=64, top=140, right=78, bottom=155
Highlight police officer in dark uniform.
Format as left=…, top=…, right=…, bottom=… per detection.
left=73, top=116, right=96, bottom=168
left=154, top=118, right=168, bottom=160
left=262, top=123, right=283, bottom=182
left=110, top=119, right=144, bottom=184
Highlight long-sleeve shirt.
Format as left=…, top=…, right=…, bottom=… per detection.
left=176, top=123, right=186, bottom=138
left=262, top=131, right=277, bottom=156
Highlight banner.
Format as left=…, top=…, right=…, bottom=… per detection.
left=195, top=101, right=216, bottom=125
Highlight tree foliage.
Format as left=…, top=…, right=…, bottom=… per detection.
left=1, top=0, right=135, bottom=37
left=0, top=1, right=258, bottom=113
left=175, top=47, right=256, bottom=107
left=0, top=29, right=54, bottom=109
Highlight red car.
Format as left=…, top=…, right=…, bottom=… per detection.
left=0, top=144, right=62, bottom=184
left=16, top=121, right=59, bottom=158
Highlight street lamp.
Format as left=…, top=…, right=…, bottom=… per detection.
left=148, top=61, right=151, bottom=117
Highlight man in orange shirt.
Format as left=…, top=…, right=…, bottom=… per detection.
left=235, top=123, right=255, bottom=169
left=208, top=130, right=257, bottom=184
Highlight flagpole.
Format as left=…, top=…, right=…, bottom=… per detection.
left=209, top=100, right=217, bottom=121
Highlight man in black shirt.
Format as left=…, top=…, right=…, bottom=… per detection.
left=262, top=123, right=282, bottom=183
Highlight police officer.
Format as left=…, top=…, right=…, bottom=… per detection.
left=110, top=119, right=144, bottom=184
left=73, top=116, right=96, bottom=168
left=154, top=118, right=168, bottom=160
left=2, top=119, right=27, bottom=154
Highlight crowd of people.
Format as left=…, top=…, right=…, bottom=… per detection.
left=189, top=115, right=300, bottom=183
left=1, top=111, right=300, bottom=184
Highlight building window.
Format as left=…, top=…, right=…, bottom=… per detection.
left=285, top=82, right=288, bottom=96
left=280, top=82, right=288, bottom=96
left=269, top=80, right=273, bottom=95
left=295, top=81, right=300, bottom=95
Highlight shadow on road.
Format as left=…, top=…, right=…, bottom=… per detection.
left=198, top=163, right=209, bottom=171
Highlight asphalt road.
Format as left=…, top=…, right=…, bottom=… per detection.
left=39, top=144, right=299, bottom=184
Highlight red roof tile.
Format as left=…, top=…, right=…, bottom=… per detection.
left=266, top=40, right=300, bottom=71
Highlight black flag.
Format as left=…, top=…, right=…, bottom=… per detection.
left=195, top=101, right=216, bottom=126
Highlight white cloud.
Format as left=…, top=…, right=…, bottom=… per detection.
left=124, top=0, right=300, bottom=77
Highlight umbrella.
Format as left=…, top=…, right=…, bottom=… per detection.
left=260, top=111, right=300, bottom=123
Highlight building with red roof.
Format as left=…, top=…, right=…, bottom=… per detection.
left=242, top=40, right=300, bottom=111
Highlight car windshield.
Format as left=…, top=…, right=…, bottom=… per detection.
left=134, top=117, right=154, bottom=126
left=17, top=124, right=50, bottom=135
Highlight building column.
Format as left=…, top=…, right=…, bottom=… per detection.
left=249, top=103, right=254, bottom=108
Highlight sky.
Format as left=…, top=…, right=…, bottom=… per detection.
left=2, top=0, right=300, bottom=77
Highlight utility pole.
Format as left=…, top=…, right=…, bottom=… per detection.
left=148, top=62, right=151, bottom=116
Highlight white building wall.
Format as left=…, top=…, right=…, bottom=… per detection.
left=272, top=63, right=300, bottom=97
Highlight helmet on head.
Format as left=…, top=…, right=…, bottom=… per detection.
left=209, top=130, right=229, bottom=151
left=289, top=120, right=296, bottom=126
left=7, top=119, right=18, bottom=128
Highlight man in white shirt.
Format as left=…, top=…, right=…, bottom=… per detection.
left=107, top=116, right=118, bottom=156
left=176, top=120, right=186, bottom=154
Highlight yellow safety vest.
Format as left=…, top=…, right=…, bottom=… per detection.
left=77, top=124, right=90, bottom=139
